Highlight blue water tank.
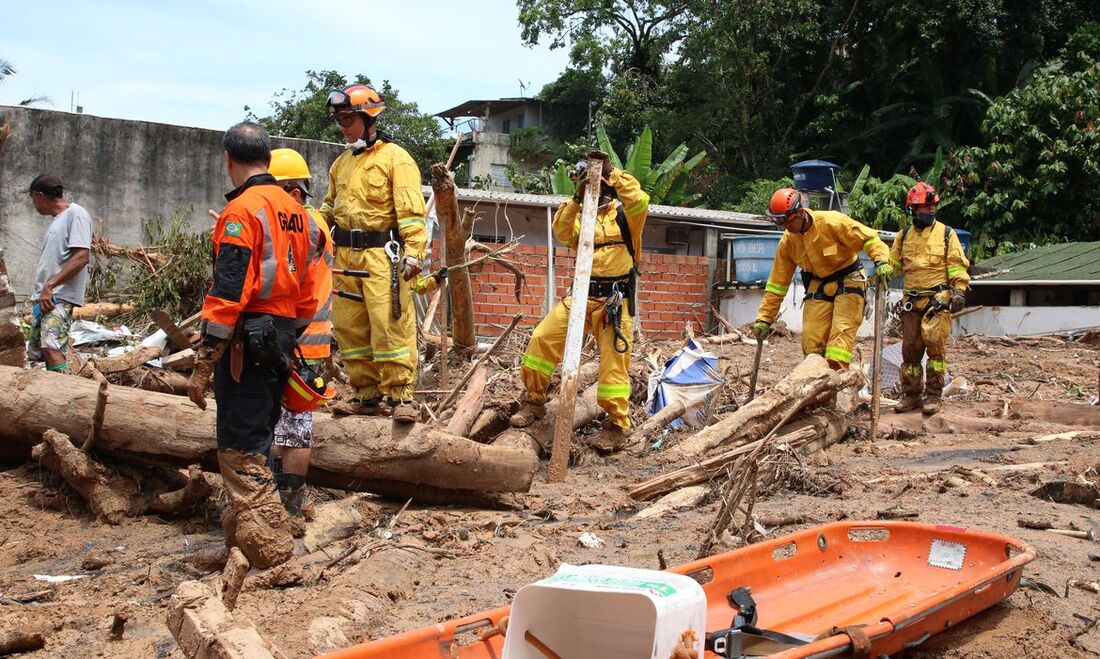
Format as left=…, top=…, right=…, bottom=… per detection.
left=733, top=235, right=782, bottom=283
left=792, top=160, right=840, bottom=192
left=954, top=228, right=971, bottom=255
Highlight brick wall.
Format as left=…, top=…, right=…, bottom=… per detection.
left=431, top=242, right=712, bottom=339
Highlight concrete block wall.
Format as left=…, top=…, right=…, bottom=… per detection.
left=0, top=105, right=343, bottom=299
left=431, top=242, right=712, bottom=339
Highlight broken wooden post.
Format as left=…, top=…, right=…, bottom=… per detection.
left=869, top=279, right=886, bottom=441
left=445, top=365, right=487, bottom=437
left=151, top=309, right=193, bottom=352
left=431, top=163, right=474, bottom=350
left=82, top=379, right=109, bottom=451
left=548, top=153, right=603, bottom=483
left=433, top=314, right=522, bottom=418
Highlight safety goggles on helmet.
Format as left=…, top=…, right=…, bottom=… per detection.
left=326, top=88, right=385, bottom=117
left=765, top=188, right=809, bottom=225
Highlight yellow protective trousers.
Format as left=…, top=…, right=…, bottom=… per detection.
left=331, top=246, right=416, bottom=402
left=899, top=297, right=951, bottom=397
left=520, top=296, right=634, bottom=430
left=801, top=270, right=867, bottom=368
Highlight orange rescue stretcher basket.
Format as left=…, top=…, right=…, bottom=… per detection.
left=321, top=521, right=1035, bottom=659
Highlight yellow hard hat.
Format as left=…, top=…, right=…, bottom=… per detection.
left=269, top=148, right=311, bottom=181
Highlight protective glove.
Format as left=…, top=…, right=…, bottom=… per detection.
left=751, top=321, right=771, bottom=341
left=924, top=298, right=947, bottom=318
left=948, top=290, right=966, bottom=313
left=400, top=256, right=422, bottom=281
left=187, top=340, right=227, bottom=410
left=874, top=261, right=894, bottom=282
left=587, top=150, right=612, bottom=178
left=431, top=267, right=448, bottom=284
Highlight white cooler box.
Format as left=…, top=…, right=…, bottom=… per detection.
left=502, top=563, right=706, bottom=659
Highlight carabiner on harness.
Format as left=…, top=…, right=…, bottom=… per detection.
left=385, top=239, right=402, bottom=320
left=604, top=282, right=630, bottom=354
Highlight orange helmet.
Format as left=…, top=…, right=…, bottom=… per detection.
left=765, top=187, right=810, bottom=224
left=282, top=359, right=335, bottom=413
left=906, top=182, right=940, bottom=209
left=326, top=84, right=385, bottom=118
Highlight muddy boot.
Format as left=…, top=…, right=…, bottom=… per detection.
left=509, top=401, right=546, bottom=428
left=390, top=399, right=419, bottom=424
left=923, top=360, right=946, bottom=416
left=331, top=398, right=384, bottom=417
left=894, top=362, right=924, bottom=413
left=218, top=450, right=294, bottom=569
left=588, top=418, right=628, bottom=453
left=276, top=473, right=308, bottom=538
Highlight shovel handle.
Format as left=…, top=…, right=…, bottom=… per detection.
left=748, top=338, right=764, bottom=402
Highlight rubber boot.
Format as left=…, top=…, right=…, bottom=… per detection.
left=923, top=363, right=945, bottom=416
left=331, top=398, right=386, bottom=417
left=588, top=418, right=628, bottom=453
left=218, top=450, right=294, bottom=569
left=390, top=399, right=419, bottom=424
left=894, top=363, right=923, bottom=413
left=509, top=401, right=546, bottom=428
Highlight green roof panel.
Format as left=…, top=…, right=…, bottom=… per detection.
left=970, top=241, right=1100, bottom=281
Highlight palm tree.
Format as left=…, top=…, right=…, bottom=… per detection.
left=0, top=57, right=51, bottom=106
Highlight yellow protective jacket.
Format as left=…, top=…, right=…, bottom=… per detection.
left=298, top=207, right=334, bottom=359
left=320, top=139, right=427, bottom=259
left=552, top=168, right=649, bottom=277
left=889, top=220, right=970, bottom=293
left=757, top=210, right=890, bottom=324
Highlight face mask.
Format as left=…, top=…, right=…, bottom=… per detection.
left=914, top=212, right=936, bottom=229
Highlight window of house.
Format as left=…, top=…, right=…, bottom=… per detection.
left=517, top=114, right=525, bottom=129
left=502, top=118, right=511, bottom=134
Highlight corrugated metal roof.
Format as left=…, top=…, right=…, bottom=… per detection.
left=436, top=98, right=541, bottom=118
left=422, top=185, right=772, bottom=229
left=970, top=241, right=1100, bottom=281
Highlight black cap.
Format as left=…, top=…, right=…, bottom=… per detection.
left=26, top=174, right=64, bottom=196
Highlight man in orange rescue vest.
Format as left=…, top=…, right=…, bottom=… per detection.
left=187, top=123, right=327, bottom=569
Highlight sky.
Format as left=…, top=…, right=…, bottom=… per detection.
left=0, top=0, right=572, bottom=131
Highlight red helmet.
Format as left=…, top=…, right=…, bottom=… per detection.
left=765, top=187, right=810, bottom=223
left=906, top=182, right=940, bottom=209
left=282, top=360, right=335, bottom=413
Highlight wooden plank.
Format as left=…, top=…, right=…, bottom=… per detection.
left=547, top=154, right=603, bottom=483
left=150, top=309, right=193, bottom=352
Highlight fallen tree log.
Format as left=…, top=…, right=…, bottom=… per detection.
left=875, top=410, right=1017, bottom=436
left=1, top=366, right=537, bottom=497
left=673, top=354, right=861, bottom=457
left=1008, top=398, right=1100, bottom=428
left=167, top=580, right=283, bottom=658
left=32, top=429, right=144, bottom=523
left=445, top=365, right=486, bottom=437
left=72, top=301, right=136, bottom=320
left=628, top=409, right=848, bottom=501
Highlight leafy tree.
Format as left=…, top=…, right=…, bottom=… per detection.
left=538, top=66, right=606, bottom=143
left=0, top=57, right=51, bottom=106
left=516, top=0, right=692, bottom=77
left=941, top=23, right=1100, bottom=256
left=247, top=70, right=448, bottom=175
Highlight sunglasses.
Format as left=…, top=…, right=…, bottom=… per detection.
left=333, top=113, right=359, bottom=128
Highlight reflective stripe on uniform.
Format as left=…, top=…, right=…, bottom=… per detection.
left=256, top=208, right=277, bottom=300
left=298, top=331, right=331, bottom=346
left=397, top=216, right=425, bottom=229
left=373, top=346, right=411, bottom=362
left=765, top=281, right=789, bottom=296
left=928, top=359, right=946, bottom=372
left=863, top=237, right=880, bottom=252
left=342, top=346, right=373, bottom=359
left=947, top=266, right=967, bottom=279
left=306, top=214, right=321, bottom=268
left=902, top=363, right=923, bottom=377
left=312, top=298, right=332, bottom=323
left=596, top=383, right=631, bottom=399
left=625, top=195, right=649, bottom=218
left=824, top=346, right=852, bottom=363
left=205, top=320, right=235, bottom=339
left=521, top=352, right=556, bottom=376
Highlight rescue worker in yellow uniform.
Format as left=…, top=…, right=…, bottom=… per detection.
left=510, top=153, right=649, bottom=448
left=889, top=182, right=970, bottom=415
left=752, top=188, right=892, bottom=369
left=321, top=84, right=427, bottom=423
left=267, top=148, right=333, bottom=521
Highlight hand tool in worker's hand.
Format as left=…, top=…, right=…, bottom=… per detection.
left=334, top=289, right=364, bottom=302
left=747, top=337, right=764, bottom=403
left=332, top=268, right=371, bottom=278
left=869, top=277, right=887, bottom=441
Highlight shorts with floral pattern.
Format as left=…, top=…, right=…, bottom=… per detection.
left=28, top=302, right=75, bottom=362
left=273, top=409, right=313, bottom=448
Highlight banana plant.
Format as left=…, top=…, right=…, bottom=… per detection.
left=596, top=124, right=707, bottom=206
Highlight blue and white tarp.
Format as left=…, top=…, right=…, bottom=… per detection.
left=646, top=339, right=725, bottom=430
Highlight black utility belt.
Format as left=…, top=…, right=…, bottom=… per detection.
left=801, top=260, right=865, bottom=303
left=588, top=274, right=635, bottom=299
left=332, top=226, right=400, bottom=249
left=904, top=283, right=949, bottom=298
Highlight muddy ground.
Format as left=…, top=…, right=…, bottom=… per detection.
left=1, top=332, right=1098, bottom=658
